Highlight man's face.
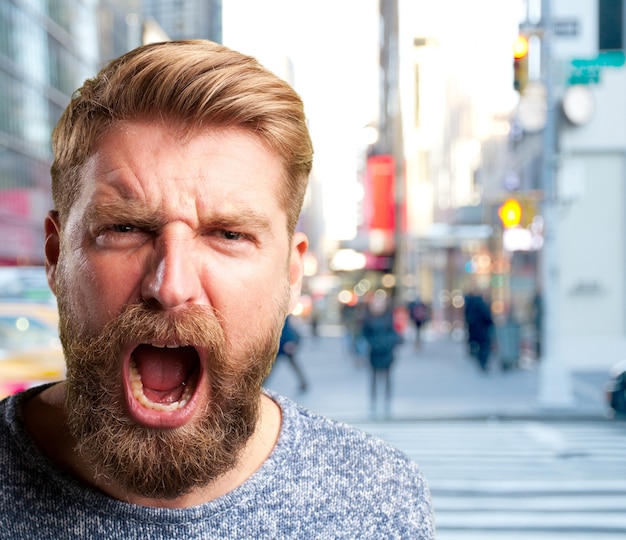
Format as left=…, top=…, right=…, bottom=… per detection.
left=45, top=122, right=307, bottom=499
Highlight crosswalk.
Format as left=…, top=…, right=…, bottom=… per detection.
left=354, top=419, right=626, bottom=539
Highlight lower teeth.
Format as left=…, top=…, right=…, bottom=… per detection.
left=129, top=361, right=193, bottom=412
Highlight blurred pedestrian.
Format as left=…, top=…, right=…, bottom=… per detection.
left=463, top=288, right=494, bottom=372
left=408, top=297, right=430, bottom=349
left=276, top=315, right=308, bottom=393
left=362, top=294, right=403, bottom=416
left=531, top=288, right=543, bottom=360
left=309, top=299, right=321, bottom=340
left=341, top=298, right=368, bottom=365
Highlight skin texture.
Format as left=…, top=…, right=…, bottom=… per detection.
left=23, top=121, right=308, bottom=508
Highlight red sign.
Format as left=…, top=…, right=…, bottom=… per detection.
left=0, top=188, right=47, bottom=264
left=365, top=154, right=395, bottom=231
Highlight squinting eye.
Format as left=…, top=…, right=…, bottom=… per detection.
left=112, top=224, right=135, bottom=233
left=94, top=223, right=150, bottom=249
left=221, top=230, right=242, bottom=241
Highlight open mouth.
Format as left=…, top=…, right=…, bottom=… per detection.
left=129, top=343, right=200, bottom=412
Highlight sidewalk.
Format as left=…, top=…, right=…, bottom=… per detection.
left=264, top=324, right=612, bottom=423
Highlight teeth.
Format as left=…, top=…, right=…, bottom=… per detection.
left=152, top=343, right=180, bottom=349
left=129, top=361, right=192, bottom=412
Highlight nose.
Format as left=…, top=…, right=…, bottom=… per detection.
left=140, top=229, right=203, bottom=310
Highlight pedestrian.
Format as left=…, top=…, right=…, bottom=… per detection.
left=463, top=287, right=494, bottom=371
left=362, top=294, right=403, bottom=416
left=0, top=40, right=434, bottom=538
left=275, top=314, right=308, bottom=393
left=531, top=288, right=543, bottom=360
left=309, top=299, right=321, bottom=339
left=340, top=297, right=368, bottom=365
left=408, top=296, right=430, bottom=348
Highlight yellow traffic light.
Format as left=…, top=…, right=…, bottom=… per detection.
left=513, top=35, right=529, bottom=59
left=513, top=35, right=529, bottom=93
left=499, top=199, right=522, bottom=228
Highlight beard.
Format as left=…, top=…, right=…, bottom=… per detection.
left=56, top=288, right=286, bottom=500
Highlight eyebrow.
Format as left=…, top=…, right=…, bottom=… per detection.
left=200, top=210, right=274, bottom=234
left=85, top=201, right=275, bottom=234
left=85, top=201, right=161, bottom=230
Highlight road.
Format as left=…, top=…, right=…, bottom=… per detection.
left=358, top=419, right=626, bottom=539
left=266, top=324, right=626, bottom=538
left=265, top=323, right=610, bottom=422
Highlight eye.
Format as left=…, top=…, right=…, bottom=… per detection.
left=206, top=228, right=257, bottom=250
left=94, top=223, right=151, bottom=248
left=111, top=224, right=136, bottom=233
left=220, top=230, right=243, bottom=241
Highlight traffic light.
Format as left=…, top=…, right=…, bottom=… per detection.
left=498, top=199, right=522, bottom=228
left=513, top=35, right=529, bottom=93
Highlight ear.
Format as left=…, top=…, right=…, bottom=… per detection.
left=287, top=232, right=308, bottom=313
left=44, top=211, right=61, bottom=296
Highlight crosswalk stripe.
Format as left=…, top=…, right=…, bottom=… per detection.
left=352, top=419, right=626, bottom=539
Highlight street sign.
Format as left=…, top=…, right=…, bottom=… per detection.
left=568, top=64, right=600, bottom=85
left=567, top=50, right=625, bottom=85
left=552, top=0, right=598, bottom=60
left=554, top=18, right=579, bottom=37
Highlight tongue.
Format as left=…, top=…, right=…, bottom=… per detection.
left=133, top=345, right=197, bottom=392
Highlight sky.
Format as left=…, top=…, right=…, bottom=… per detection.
left=222, top=0, right=379, bottom=241
left=222, top=0, right=379, bottom=126
left=222, top=0, right=523, bottom=241
left=399, top=0, right=523, bottom=117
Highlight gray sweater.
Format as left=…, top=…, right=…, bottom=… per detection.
left=0, top=387, right=435, bottom=539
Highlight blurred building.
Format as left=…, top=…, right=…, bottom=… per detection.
left=395, top=0, right=522, bottom=335
left=325, top=1, right=522, bottom=329
left=396, top=0, right=626, bottom=375
left=142, top=0, right=222, bottom=43
left=543, top=0, right=626, bottom=372
left=0, top=0, right=142, bottom=266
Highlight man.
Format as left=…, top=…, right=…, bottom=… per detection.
left=0, top=41, right=434, bottom=538
left=362, top=294, right=402, bottom=416
left=408, top=296, right=430, bottom=348
left=274, top=314, right=308, bottom=393
left=463, top=287, right=494, bottom=372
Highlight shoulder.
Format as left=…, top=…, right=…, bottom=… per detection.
left=0, top=387, right=69, bottom=528
left=296, top=405, right=423, bottom=483
left=0, top=386, right=44, bottom=453
left=268, top=393, right=435, bottom=537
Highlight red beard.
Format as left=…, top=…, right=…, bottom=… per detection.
left=58, top=301, right=283, bottom=500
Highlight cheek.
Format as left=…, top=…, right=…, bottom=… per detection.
left=58, top=249, right=139, bottom=329
left=218, top=277, right=289, bottom=338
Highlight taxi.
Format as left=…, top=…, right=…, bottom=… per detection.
left=0, top=302, right=65, bottom=399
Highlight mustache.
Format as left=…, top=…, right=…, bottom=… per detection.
left=60, top=303, right=226, bottom=363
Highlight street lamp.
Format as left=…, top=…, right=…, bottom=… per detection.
left=536, top=0, right=574, bottom=408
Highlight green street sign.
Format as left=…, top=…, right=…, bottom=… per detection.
left=568, top=51, right=625, bottom=85
left=568, top=65, right=600, bottom=84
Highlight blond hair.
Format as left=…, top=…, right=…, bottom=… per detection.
left=51, top=40, right=313, bottom=233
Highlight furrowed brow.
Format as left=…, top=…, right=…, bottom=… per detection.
left=202, top=209, right=274, bottom=234
left=85, top=201, right=160, bottom=229
left=85, top=202, right=274, bottom=235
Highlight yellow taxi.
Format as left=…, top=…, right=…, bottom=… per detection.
left=0, top=303, right=65, bottom=399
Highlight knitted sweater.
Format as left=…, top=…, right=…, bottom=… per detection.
left=0, top=387, right=435, bottom=539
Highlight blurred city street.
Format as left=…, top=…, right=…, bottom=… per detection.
left=2, top=0, right=626, bottom=536
left=266, top=322, right=626, bottom=539
left=265, top=322, right=611, bottom=423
